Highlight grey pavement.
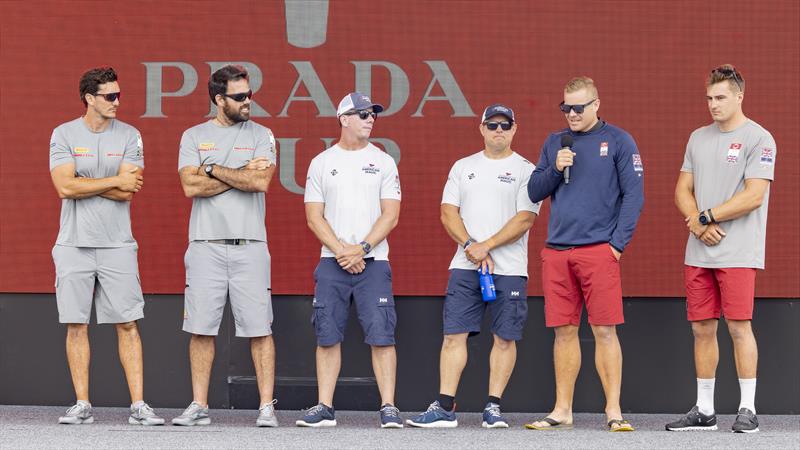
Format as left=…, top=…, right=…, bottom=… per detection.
left=0, top=405, right=798, bottom=449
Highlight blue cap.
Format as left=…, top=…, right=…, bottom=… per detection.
left=336, top=92, right=385, bottom=116
left=481, top=104, right=515, bottom=122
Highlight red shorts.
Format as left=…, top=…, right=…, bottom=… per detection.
left=541, top=243, right=623, bottom=327
left=684, top=266, right=756, bottom=321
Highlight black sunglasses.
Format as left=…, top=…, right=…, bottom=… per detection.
left=345, top=110, right=377, bottom=120
left=483, top=121, right=513, bottom=131
left=711, top=66, right=743, bottom=91
left=94, top=92, right=121, bottom=102
left=559, top=99, right=596, bottom=114
left=223, top=90, right=253, bottom=102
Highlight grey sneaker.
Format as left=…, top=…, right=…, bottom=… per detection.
left=171, top=402, right=211, bottom=426
left=129, top=402, right=165, bottom=426
left=58, top=401, right=94, bottom=424
left=732, top=408, right=759, bottom=433
left=256, top=399, right=279, bottom=427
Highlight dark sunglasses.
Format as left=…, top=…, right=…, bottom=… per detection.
left=483, top=121, right=512, bottom=131
left=559, top=99, right=596, bottom=114
left=94, top=92, right=121, bottom=102
left=711, top=66, right=743, bottom=91
left=223, top=90, right=253, bottom=102
left=345, top=110, right=377, bottom=120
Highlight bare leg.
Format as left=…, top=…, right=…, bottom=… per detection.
left=531, top=325, right=580, bottom=427
left=251, top=335, right=275, bottom=406
left=371, top=345, right=396, bottom=405
left=115, top=321, right=144, bottom=403
left=726, top=320, right=757, bottom=378
left=488, top=334, right=516, bottom=398
left=591, top=325, right=624, bottom=425
left=692, top=320, right=719, bottom=378
left=439, top=333, right=469, bottom=397
left=316, top=343, right=341, bottom=406
left=66, top=324, right=91, bottom=402
left=189, top=334, right=215, bottom=406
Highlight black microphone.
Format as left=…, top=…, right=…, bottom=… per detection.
left=560, top=134, right=574, bottom=184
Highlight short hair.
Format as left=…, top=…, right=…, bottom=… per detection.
left=208, top=65, right=249, bottom=103
left=708, top=64, right=745, bottom=93
left=79, top=67, right=118, bottom=107
left=564, top=76, right=599, bottom=98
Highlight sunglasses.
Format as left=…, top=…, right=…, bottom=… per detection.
left=345, top=110, right=378, bottom=120
left=483, top=121, right=513, bottom=131
left=559, top=99, right=597, bottom=114
left=94, top=92, right=121, bottom=102
left=711, top=66, right=743, bottom=91
left=223, top=90, right=253, bottom=102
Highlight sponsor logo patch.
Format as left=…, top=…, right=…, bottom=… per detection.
left=726, top=143, right=742, bottom=163
left=632, top=154, right=644, bottom=172
left=510, top=291, right=520, bottom=297
left=106, top=152, right=124, bottom=157
left=379, top=297, right=389, bottom=303
left=73, top=147, right=90, bottom=154
left=393, top=174, right=401, bottom=195
left=234, top=146, right=256, bottom=151
left=497, top=172, right=516, bottom=184
left=467, top=172, right=475, bottom=180
left=600, top=142, right=609, bottom=157
left=362, top=163, right=380, bottom=174
left=760, top=147, right=774, bottom=165
left=330, top=169, right=338, bottom=176
left=198, top=142, right=216, bottom=151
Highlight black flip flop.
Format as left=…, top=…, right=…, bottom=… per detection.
left=524, top=417, right=574, bottom=430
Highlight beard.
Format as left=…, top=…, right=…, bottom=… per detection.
left=223, top=102, right=250, bottom=123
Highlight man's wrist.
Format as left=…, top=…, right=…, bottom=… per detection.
left=463, top=237, right=476, bottom=249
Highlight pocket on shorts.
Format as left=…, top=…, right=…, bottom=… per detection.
left=376, top=297, right=397, bottom=333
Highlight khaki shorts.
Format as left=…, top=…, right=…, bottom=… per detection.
left=183, top=241, right=273, bottom=337
left=52, top=245, right=144, bottom=324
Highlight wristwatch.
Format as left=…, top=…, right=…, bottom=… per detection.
left=204, top=164, right=216, bottom=179
left=463, top=238, right=476, bottom=249
left=698, top=210, right=712, bottom=225
left=359, top=241, right=372, bottom=254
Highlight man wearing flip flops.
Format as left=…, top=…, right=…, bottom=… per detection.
left=526, top=77, right=644, bottom=432
left=667, top=65, right=774, bottom=433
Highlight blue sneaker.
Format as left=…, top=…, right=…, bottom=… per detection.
left=481, top=403, right=509, bottom=428
left=380, top=404, right=403, bottom=428
left=406, top=401, right=457, bottom=428
left=296, top=403, right=336, bottom=427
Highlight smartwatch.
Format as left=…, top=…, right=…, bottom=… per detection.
left=204, top=164, right=216, bottom=179
left=698, top=210, right=711, bottom=225
left=359, top=241, right=372, bottom=254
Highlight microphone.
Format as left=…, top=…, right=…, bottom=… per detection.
left=560, top=134, right=573, bottom=184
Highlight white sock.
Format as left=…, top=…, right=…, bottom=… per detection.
left=696, top=378, right=715, bottom=415
left=738, top=378, right=756, bottom=413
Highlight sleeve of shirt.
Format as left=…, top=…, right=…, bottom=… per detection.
left=517, top=161, right=541, bottom=214
left=49, top=127, right=74, bottom=171
left=744, top=133, right=776, bottom=181
left=441, top=161, right=461, bottom=207
left=527, top=136, right=564, bottom=203
left=177, top=130, right=199, bottom=171
left=303, top=155, right=325, bottom=203
left=610, top=130, right=645, bottom=252
left=380, top=156, right=402, bottom=201
left=255, top=127, right=277, bottom=165
left=123, top=128, right=145, bottom=168
left=680, top=133, right=694, bottom=173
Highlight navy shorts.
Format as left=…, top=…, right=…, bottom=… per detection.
left=443, top=269, right=528, bottom=341
left=311, top=258, right=397, bottom=347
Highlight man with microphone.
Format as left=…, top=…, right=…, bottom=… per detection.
left=526, top=77, right=644, bottom=431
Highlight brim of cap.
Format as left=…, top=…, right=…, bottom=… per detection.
left=336, top=103, right=385, bottom=116
left=482, top=112, right=514, bottom=122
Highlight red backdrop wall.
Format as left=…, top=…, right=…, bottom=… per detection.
left=1, top=0, right=798, bottom=297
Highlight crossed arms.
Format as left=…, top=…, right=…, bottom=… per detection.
left=178, top=157, right=275, bottom=198
left=50, top=162, right=144, bottom=202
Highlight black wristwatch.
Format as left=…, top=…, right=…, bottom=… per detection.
left=359, top=241, right=372, bottom=254
left=204, top=164, right=216, bottom=179
left=698, top=209, right=712, bottom=225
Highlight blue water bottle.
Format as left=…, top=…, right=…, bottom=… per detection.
left=479, top=267, right=496, bottom=302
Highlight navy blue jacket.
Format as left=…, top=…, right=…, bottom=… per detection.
left=527, top=122, right=644, bottom=252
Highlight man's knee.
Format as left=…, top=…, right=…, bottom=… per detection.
left=590, top=325, right=617, bottom=344
left=692, top=319, right=718, bottom=340
left=115, top=321, right=138, bottom=333
left=443, top=333, right=468, bottom=350
left=492, top=334, right=515, bottom=351
left=726, top=320, right=753, bottom=341
left=554, top=325, right=579, bottom=344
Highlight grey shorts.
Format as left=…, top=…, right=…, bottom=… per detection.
left=183, top=241, right=273, bottom=337
left=52, top=244, right=144, bottom=324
